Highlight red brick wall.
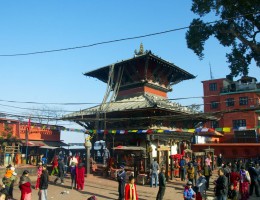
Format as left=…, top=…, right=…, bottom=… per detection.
left=118, top=86, right=167, bottom=98
left=19, top=125, right=60, bottom=141
left=192, top=144, right=260, bottom=159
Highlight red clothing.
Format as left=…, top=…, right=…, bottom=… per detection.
left=52, top=156, right=58, bottom=168
left=76, top=166, right=85, bottom=190
left=125, top=183, right=138, bottom=200
left=230, top=172, right=240, bottom=188
left=19, top=182, right=32, bottom=200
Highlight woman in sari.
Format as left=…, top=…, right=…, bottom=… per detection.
left=125, top=175, right=138, bottom=200
left=239, top=165, right=250, bottom=200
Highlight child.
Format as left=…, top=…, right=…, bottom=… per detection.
left=125, top=175, right=138, bottom=200
left=183, top=181, right=196, bottom=200
left=35, top=162, right=43, bottom=190
left=2, top=165, right=17, bottom=198
left=227, top=184, right=238, bottom=200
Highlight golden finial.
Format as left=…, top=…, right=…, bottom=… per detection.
left=139, top=43, right=144, bottom=54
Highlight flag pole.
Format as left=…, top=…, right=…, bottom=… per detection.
left=25, top=118, right=31, bottom=164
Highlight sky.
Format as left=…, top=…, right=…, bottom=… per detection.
left=0, top=1, right=259, bottom=143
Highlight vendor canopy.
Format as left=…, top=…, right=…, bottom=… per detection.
left=113, top=146, right=146, bottom=151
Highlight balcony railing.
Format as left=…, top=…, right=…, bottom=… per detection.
left=221, top=83, right=260, bottom=94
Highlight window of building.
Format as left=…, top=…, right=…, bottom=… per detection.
left=209, top=83, right=217, bottom=91
left=233, top=119, right=246, bottom=128
left=211, top=121, right=219, bottom=128
left=210, top=101, right=219, bottom=109
left=239, top=97, right=248, bottom=105
left=226, top=98, right=235, bottom=107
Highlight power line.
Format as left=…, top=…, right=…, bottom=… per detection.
left=0, top=96, right=258, bottom=114
left=0, top=11, right=258, bottom=57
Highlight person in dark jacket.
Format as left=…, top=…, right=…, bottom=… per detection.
left=180, top=157, right=186, bottom=182
left=156, top=167, right=166, bottom=200
left=217, top=154, right=223, bottom=167
left=39, top=165, right=49, bottom=200
left=248, top=162, right=260, bottom=197
left=54, top=158, right=65, bottom=185
left=214, top=168, right=228, bottom=200
left=117, top=165, right=126, bottom=200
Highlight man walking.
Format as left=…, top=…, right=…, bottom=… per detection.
left=117, top=165, right=126, bottom=200
left=156, top=167, right=166, bottom=200
left=214, top=168, right=228, bottom=200
left=150, top=159, right=159, bottom=187
left=39, top=165, right=48, bottom=200
left=54, top=158, right=65, bottom=185
left=248, top=162, right=260, bottom=197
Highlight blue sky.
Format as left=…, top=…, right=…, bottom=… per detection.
left=0, top=1, right=259, bottom=143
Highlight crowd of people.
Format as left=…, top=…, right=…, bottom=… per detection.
left=0, top=152, right=89, bottom=200
left=175, top=154, right=260, bottom=200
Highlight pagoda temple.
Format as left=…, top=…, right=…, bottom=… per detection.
left=64, top=45, right=218, bottom=174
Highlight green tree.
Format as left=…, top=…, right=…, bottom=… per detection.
left=186, top=0, right=260, bottom=76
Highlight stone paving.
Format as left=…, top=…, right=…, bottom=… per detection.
left=10, top=174, right=259, bottom=200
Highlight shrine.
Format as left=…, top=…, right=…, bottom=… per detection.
left=64, top=45, right=217, bottom=177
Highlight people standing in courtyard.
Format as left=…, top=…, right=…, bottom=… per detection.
left=239, top=165, right=250, bottom=200
left=117, top=165, right=126, bottom=200
left=70, top=161, right=77, bottom=189
left=230, top=166, right=240, bottom=190
left=203, top=161, right=212, bottom=190
left=227, top=183, right=238, bottom=200
left=2, top=165, right=17, bottom=198
left=248, top=162, right=260, bottom=197
left=35, top=162, right=43, bottom=190
left=183, top=181, right=196, bottom=200
left=19, top=170, right=32, bottom=200
left=173, top=159, right=180, bottom=178
left=217, top=154, right=223, bottom=168
left=69, top=155, right=78, bottom=167
left=150, top=159, right=159, bottom=187
left=187, top=163, right=195, bottom=186
left=214, top=168, right=228, bottom=200
left=50, top=155, right=58, bottom=176
left=125, top=175, right=138, bottom=200
left=195, top=170, right=207, bottom=200
left=180, top=156, right=186, bottom=182
left=76, top=163, right=85, bottom=190
left=39, top=165, right=49, bottom=200
left=156, top=167, right=166, bottom=200
left=54, top=158, right=65, bottom=185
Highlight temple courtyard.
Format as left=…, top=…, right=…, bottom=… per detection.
left=10, top=172, right=259, bottom=200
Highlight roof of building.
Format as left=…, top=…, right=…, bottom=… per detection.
left=84, top=51, right=195, bottom=85
left=63, top=94, right=216, bottom=121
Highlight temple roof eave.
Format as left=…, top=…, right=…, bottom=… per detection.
left=62, top=94, right=217, bottom=122
left=84, top=52, right=195, bottom=85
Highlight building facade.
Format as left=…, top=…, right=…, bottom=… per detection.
left=193, top=76, right=260, bottom=159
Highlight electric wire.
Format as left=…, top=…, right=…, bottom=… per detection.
left=0, top=11, right=258, bottom=57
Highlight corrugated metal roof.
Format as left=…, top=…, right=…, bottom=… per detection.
left=64, top=94, right=194, bottom=118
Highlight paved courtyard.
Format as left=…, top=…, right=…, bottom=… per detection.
left=11, top=174, right=259, bottom=200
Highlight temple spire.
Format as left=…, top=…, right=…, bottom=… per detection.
left=134, top=43, right=144, bottom=56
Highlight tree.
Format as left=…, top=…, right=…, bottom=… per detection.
left=186, top=0, right=260, bottom=77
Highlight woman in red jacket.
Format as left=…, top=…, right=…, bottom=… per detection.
left=125, top=175, right=138, bottom=200
left=19, top=170, right=32, bottom=200
left=76, top=163, right=85, bottom=190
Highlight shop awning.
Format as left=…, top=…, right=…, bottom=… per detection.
left=22, top=140, right=69, bottom=148
left=43, top=141, right=69, bottom=147
left=22, top=140, right=46, bottom=147
left=113, top=146, right=146, bottom=151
